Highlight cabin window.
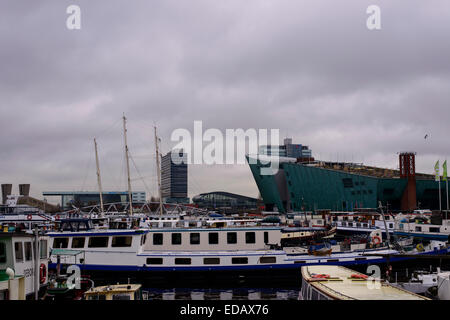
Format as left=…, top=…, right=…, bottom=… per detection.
left=53, top=237, right=69, bottom=249
left=14, top=242, right=23, bottom=262
left=356, top=223, right=361, bottom=227
left=203, top=258, right=220, bottom=265
left=245, top=232, right=256, bottom=244
left=112, top=294, right=131, bottom=300
left=153, top=233, right=163, bottom=245
left=209, top=233, right=219, bottom=245
left=260, top=256, right=276, bottom=264
left=72, top=237, right=85, bottom=248
left=227, top=232, right=237, bottom=244
left=112, top=236, right=133, bottom=247
left=348, top=222, right=353, bottom=227
left=232, top=257, right=248, bottom=264
left=0, top=242, right=6, bottom=263
left=430, top=227, right=440, bottom=233
left=172, top=233, right=182, bottom=245
left=264, top=232, right=269, bottom=244
left=190, top=233, right=200, bottom=245
left=389, top=223, right=393, bottom=229
left=40, top=240, right=48, bottom=259
left=415, top=226, right=422, bottom=232
left=146, top=258, right=163, bottom=265
left=88, top=237, right=109, bottom=248
left=175, top=258, right=191, bottom=265
left=24, top=242, right=32, bottom=261
left=87, top=295, right=106, bottom=300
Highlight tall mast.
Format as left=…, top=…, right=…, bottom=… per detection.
left=123, top=114, right=133, bottom=216
left=154, top=126, right=163, bottom=216
left=94, top=138, right=104, bottom=215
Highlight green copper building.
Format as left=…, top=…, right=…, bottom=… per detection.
left=247, top=152, right=444, bottom=213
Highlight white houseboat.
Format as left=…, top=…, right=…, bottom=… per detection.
left=46, top=218, right=449, bottom=284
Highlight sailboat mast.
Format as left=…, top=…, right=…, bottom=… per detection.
left=154, top=126, right=163, bottom=216
left=123, top=114, right=133, bottom=216
left=94, top=138, right=104, bottom=215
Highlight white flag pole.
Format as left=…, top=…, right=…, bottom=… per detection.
left=439, top=176, right=442, bottom=212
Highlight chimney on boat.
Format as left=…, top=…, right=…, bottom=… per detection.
left=399, top=152, right=417, bottom=212
left=1, top=184, right=12, bottom=204
left=19, top=184, right=30, bottom=197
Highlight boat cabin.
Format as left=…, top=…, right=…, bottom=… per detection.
left=84, top=284, right=142, bottom=300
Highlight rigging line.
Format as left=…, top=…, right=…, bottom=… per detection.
left=129, top=151, right=153, bottom=199
left=93, top=117, right=122, bottom=140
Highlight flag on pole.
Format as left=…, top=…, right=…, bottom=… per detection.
left=443, top=160, right=448, bottom=181
left=435, top=160, right=440, bottom=181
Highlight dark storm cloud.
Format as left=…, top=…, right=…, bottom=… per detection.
left=1, top=0, right=449, bottom=202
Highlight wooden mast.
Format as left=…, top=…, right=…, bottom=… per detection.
left=154, top=126, right=163, bottom=216
left=123, top=114, right=133, bottom=216
left=94, top=137, right=104, bottom=215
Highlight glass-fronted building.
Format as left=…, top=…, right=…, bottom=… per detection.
left=161, top=151, right=189, bottom=203
left=42, top=191, right=146, bottom=211
left=192, top=192, right=258, bottom=209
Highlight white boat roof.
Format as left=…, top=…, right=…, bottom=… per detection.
left=302, top=265, right=428, bottom=300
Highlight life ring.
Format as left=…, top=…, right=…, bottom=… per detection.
left=416, top=243, right=424, bottom=252
left=27, top=214, right=32, bottom=221
left=372, top=236, right=381, bottom=245
left=39, top=263, right=47, bottom=284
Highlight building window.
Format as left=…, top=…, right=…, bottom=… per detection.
left=368, top=190, right=373, bottom=194
left=172, top=233, right=182, bottom=245
left=232, top=257, right=248, bottom=264
left=153, top=233, right=163, bottom=245
left=146, top=258, right=163, bottom=265
left=175, top=258, right=191, bottom=265
left=245, top=232, right=256, bottom=244
left=53, top=237, right=69, bottom=249
left=40, top=240, right=48, bottom=259
left=260, top=257, right=276, bottom=264
left=342, top=178, right=353, bottom=188
left=209, top=232, right=219, bottom=244
left=14, top=242, right=23, bottom=262
left=190, top=233, right=200, bottom=245
left=24, top=242, right=32, bottom=261
left=88, top=237, right=109, bottom=248
left=72, top=237, right=85, bottom=248
left=227, top=232, right=237, bottom=244
left=203, top=258, right=220, bottom=265
left=112, top=236, right=133, bottom=247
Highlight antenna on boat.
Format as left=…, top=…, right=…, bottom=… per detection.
left=94, top=138, right=104, bottom=216
left=154, top=126, right=164, bottom=216
left=123, top=114, right=133, bottom=216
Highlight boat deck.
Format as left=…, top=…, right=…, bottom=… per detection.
left=302, top=265, right=429, bottom=300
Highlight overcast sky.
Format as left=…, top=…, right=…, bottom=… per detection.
left=1, top=1, right=449, bottom=204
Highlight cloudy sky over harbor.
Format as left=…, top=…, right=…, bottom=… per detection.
left=1, top=0, right=450, bottom=203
